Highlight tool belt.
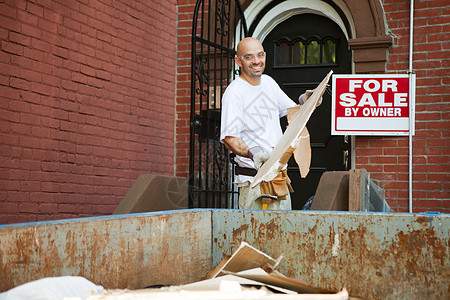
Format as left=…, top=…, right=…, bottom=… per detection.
left=230, top=153, right=293, bottom=201
left=230, top=153, right=258, bottom=177
left=259, top=169, right=294, bottom=201
left=234, top=165, right=257, bottom=177
left=230, top=153, right=293, bottom=208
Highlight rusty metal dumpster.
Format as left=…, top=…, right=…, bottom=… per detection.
left=0, top=209, right=448, bottom=299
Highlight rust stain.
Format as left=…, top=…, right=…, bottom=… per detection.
left=232, top=223, right=249, bottom=240
left=15, top=231, right=32, bottom=265
left=415, top=215, right=430, bottom=224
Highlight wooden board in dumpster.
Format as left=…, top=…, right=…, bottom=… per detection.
left=206, top=241, right=281, bottom=278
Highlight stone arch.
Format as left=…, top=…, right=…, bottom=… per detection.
left=241, top=0, right=392, bottom=73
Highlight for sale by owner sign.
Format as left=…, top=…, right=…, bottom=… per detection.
left=332, top=74, right=416, bottom=136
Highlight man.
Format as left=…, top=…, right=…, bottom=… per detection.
left=220, top=37, right=308, bottom=210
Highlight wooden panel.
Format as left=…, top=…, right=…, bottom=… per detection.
left=310, top=171, right=349, bottom=211
left=348, top=169, right=369, bottom=211
left=113, top=174, right=188, bottom=214
left=252, top=71, right=333, bottom=187
left=348, top=169, right=361, bottom=211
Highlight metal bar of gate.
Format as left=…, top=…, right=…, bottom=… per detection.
left=189, top=0, right=248, bottom=208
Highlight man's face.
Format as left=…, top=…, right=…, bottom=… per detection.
left=235, top=39, right=266, bottom=80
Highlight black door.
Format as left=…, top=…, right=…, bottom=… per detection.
left=263, top=13, right=352, bottom=210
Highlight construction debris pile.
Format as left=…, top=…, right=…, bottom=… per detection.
left=0, top=242, right=351, bottom=300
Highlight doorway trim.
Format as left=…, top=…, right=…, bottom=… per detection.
left=246, top=0, right=353, bottom=43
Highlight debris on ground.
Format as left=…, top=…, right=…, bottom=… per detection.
left=0, top=276, right=104, bottom=300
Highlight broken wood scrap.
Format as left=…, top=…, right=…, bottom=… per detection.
left=222, top=270, right=337, bottom=294
left=252, top=70, right=333, bottom=188
left=287, top=105, right=311, bottom=178
left=207, top=241, right=281, bottom=279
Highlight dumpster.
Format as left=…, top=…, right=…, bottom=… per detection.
left=0, top=209, right=448, bottom=299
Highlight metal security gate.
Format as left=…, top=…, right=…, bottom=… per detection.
left=189, top=0, right=247, bottom=208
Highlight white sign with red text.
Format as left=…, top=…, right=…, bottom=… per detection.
left=332, top=74, right=416, bottom=136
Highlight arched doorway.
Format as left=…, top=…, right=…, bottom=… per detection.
left=185, top=0, right=392, bottom=209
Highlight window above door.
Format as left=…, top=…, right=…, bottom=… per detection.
left=274, top=37, right=338, bottom=67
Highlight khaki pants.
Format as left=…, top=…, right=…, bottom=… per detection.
left=237, top=182, right=292, bottom=210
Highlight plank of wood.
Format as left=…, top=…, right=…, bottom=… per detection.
left=348, top=169, right=361, bottom=211
left=186, top=268, right=296, bottom=294
left=222, top=270, right=338, bottom=294
left=251, top=70, right=333, bottom=188
left=349, top=169, right=369, bottom=211
left=208, top=241, right=280, bottom=279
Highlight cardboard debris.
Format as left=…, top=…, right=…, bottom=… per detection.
left=113, top=174, right=188, bottom=214
left=191, top=241, right=348, bottom=299
left=287, top=106, right=311, bottom=178
left=185, top=268, right=297, bottom=294
left=88, top=267, right=349, bottom=299
left=0, top=276, right=105, bottom=300
left=207, top=241, right=282, bottom=279
left=222, top=270, right=335, bottom=294
left=88, top=286, right=349, bottom=300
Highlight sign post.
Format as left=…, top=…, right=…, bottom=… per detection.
left=332, top=74, right=416, bottom=136
left=332, top=74, right=417, bottom=213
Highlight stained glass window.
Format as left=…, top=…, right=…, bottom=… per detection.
left=306, top=40, right=320, bottom=64
left=293, top=42, right=306, bottom=64
left=276, top=43, right=290, bottom=65
left=275, top=38, right=337, bottom=66
left=322, top=39, right=336, bottom=64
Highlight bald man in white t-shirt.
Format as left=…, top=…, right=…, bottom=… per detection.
left=220, top=37, right=310, bottom=210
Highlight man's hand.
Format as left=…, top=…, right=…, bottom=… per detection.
left=248, top=146, right=270, bottom=170
left=253, top=152, right=270, bottom=170
left=298, top=89, right=323, bottom=107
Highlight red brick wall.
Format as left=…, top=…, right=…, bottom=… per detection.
left=355, top=0, right=449, bottom=212
left=0, top=0, right=177, bottom=224
left=175, top=0, right=196, bottom=178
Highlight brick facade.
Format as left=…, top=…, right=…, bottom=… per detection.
left=0, top=0, right=177, bottom=224
left=175, top=0, right=193, bottom=178
left=355, top=0, right=449, bottom=212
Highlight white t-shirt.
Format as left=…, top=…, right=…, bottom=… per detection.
left=220, top=75, right=296, bottom=183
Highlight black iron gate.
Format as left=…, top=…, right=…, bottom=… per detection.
left=189, top=0, right=247, bottom=208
